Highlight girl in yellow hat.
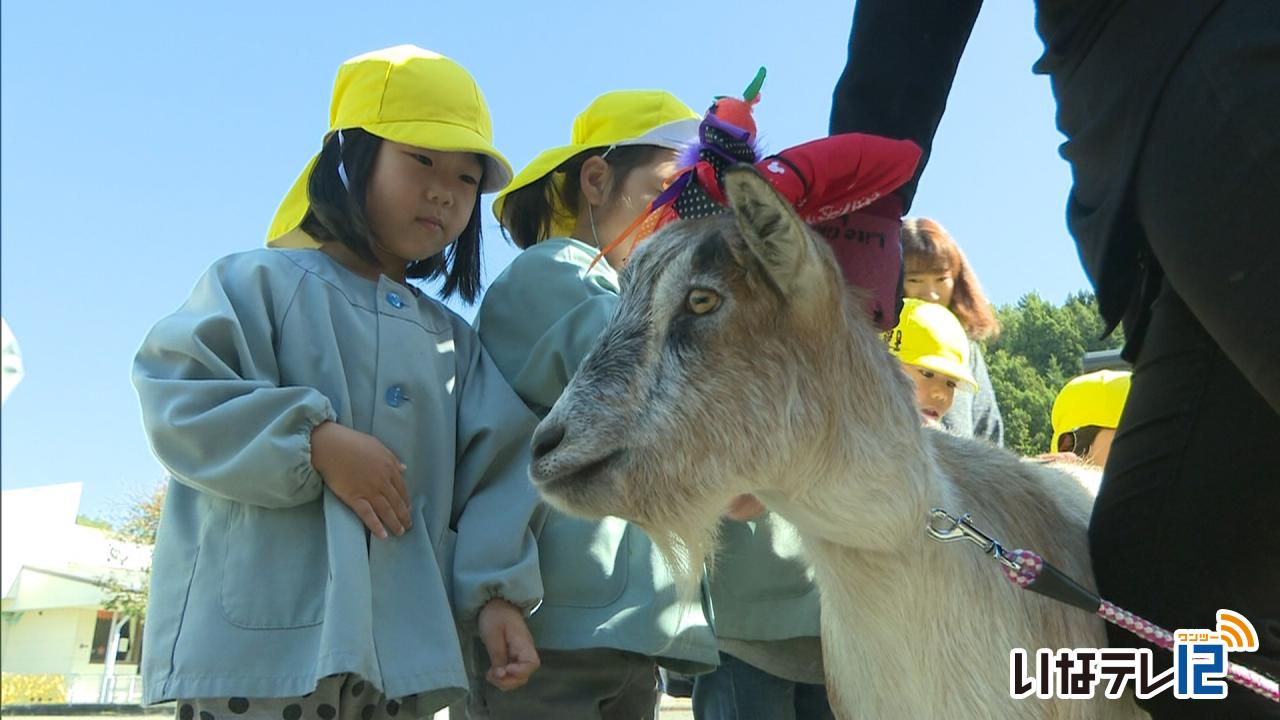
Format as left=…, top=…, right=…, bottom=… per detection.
left=132, top=46, right=543, bottom=719
left=900, top=218, right=1003, bottom=442
left=1030, top=370, right=1133, bottom=496
left=1049, top=370, right=1132, bottom=467
left=884, top=299, right=980, bottom=427
left=472, top=90, right=720, bottom=718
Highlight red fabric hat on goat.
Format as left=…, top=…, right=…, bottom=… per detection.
left=598, top=67, right=922, bottom=330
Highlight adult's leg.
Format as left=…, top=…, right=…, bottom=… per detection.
left=1091, top=3, right=1280, bottom=716
left=1093, top=284, right=1280, bottom=717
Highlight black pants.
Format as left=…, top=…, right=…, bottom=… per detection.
left=1089, top=2, right=1280, bottom=717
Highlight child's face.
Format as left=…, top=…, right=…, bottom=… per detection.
left=904, top=268, right=955, bottom=308
left=1085, top=427, right=1116, bottom=468
left=594, top=153, right=678, bottom=268
left=365, top=141, right=483, bottom=271
left=904, top=363, right=958, bottom=424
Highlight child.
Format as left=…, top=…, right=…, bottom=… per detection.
left=471, top=90, right=719, bottom=719
left=883, top=298, right=979, bottom=425
left=900, top=218, right=1003, bottom=443
left=132, top=46, right=543, bottom=720
left=1050, top=370, right=1132, bottom=468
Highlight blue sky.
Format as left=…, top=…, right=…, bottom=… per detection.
left=0, top=1, right=1085, bottom=519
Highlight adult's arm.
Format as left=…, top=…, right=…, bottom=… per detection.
left=830, top=0, right=984, bottom=209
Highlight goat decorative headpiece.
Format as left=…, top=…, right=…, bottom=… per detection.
left=598, top=67, right=924, bottom=330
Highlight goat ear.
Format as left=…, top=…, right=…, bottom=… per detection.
left=724, top=165, right=818, bottom=299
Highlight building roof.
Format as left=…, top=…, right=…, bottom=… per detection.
left=1, top=483, right=150, bottom=611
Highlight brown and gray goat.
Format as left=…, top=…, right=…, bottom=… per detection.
left=530, top=166, right=1141, bottom=718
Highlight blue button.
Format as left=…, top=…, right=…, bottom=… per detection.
left=385, top=385, right=406, bottom=407
left=386, top=292, right=404, bottom=309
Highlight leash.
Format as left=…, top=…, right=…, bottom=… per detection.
left=926, top=508, right=1279, bottom=703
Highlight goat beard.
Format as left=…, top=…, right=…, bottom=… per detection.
left=642, top=518, right=722, bottom=605
left=627, top=483, right=739, bottom=606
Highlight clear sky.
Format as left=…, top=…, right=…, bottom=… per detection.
left=1, top=1, right=1086, bottom=519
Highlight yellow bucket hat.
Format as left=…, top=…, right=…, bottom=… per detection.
left=1050, top=370, right=1132, bottom=452
left=883, top=298, right=978, bottom=391
left=491, top=90, right=699, bottom=235
left=267, top=45, right=513, bottom=248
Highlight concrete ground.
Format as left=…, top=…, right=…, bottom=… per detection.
left=658, top=695, right=695, bottom=719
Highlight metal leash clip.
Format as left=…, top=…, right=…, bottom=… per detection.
left=926, top=508, right=1021, bottom=571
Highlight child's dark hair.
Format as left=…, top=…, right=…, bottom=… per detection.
left=501, top=145, right=671, bottom=249
left=901, top=217, right=1000, bottom=341
left=299, top=128, right=486, bottom=303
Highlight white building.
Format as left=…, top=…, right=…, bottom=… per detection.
left=1, top=316, right=22, bottom=406
left=1, top=483, right=150, bottom=704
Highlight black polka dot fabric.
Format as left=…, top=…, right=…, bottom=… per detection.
left=174, top=674, right=419, bottom=720
left=673, top=183, right=726, bottom=222
left=701, top=124, right=756, bottom=171
left=667, top=116, right=759, bottom=224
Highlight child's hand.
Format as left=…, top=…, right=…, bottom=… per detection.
left=478, top=598, right=540, bottom=691
left=310, top=421, right=412, bottom=539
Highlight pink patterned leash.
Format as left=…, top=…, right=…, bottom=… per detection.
left=927, top=508, right=1279, bottom=703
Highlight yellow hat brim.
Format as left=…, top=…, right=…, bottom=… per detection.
left=489, top=144, right=582, bottom=236
left=491, top=116, right=701, bottom=231
left=907, top=355, right=978, bottom=392
left=266, top=120, right=514, bottom=247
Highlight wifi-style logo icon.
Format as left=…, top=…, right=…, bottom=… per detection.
left=1216, top=609, right=1259, bottom=652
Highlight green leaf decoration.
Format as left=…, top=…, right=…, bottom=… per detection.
left=742, top=67, right=767, bottom=102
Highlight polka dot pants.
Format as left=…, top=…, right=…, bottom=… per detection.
left=176, top=674, right=422, bottom=720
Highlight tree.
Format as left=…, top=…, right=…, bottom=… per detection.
left=101, top=482, right=165, bottom=623
left=982, top=292, right=1124, bottom=456
left=96, top=482, right=165, bottom=701
left=76, top=514, right=113, bottom=531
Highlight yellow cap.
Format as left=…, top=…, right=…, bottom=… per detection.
left=491, top=90, right=699, bottom=236
left=1050, top=370, right=1132, bottom=452
left=883, top=298, right=978, bottom=391
left=267, top=45, right=513, bottom=248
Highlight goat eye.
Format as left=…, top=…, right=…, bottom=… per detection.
left=686, top=288, right=722, bottom=315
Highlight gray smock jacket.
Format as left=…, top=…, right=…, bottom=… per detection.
left=941, top=341, right=1003, bottom=445
left=133, top=248, right=544, bottom=711
left=710, top=514, right=825, bottom=684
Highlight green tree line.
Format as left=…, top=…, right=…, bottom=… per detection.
left=982, top=292, right=1125, bottom=457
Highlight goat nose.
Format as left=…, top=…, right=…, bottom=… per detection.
left=532, top=421, right=567, bottom=463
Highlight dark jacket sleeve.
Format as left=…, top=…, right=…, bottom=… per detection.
left=829, top=0, right=985, bottom=209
